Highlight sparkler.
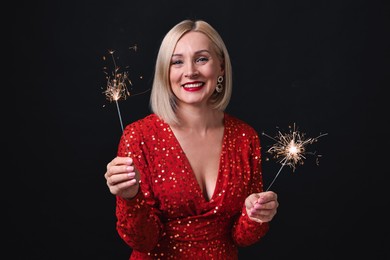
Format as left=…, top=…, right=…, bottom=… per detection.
left=262, top=123, right=328, bottom=191
left=102, top=49, right=132, bottom=132
left=102, top=45, right=150, bottom=132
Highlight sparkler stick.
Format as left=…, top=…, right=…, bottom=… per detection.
left=262, top=123, right=328, bottom=191
left=115, top=100, right=125, bottom=132
left=265, top=162, right=287, bottom=192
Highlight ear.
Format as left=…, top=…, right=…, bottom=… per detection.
left=220, top=60, right=225, bottom=75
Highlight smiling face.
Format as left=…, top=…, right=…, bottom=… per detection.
left=169, top=31, right=224, bottom=108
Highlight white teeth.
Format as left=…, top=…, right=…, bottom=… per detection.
left=183, top=83, right=203, bottom=88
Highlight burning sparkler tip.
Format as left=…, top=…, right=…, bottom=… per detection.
left=263, top=123, right=327, bottom=190
left=263, top=124, right=327, bottom=170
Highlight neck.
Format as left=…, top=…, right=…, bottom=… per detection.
left=174, top=106, right=224, bottom=134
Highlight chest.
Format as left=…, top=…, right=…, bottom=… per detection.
left=175, top=129, right=224, bottom=200
left=180, top=133, right=222, bottom=172
left=135, top=118, right=255, bottom=218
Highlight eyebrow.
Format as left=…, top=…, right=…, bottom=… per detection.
left=172, top=49, right=211, bottom=57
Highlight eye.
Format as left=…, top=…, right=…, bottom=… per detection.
left=196, top=57, right=209, bottom=63
left=171, top=60, right=183, bottom=65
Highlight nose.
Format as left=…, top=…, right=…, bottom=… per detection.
left=184, top=63, right=198, bottom=78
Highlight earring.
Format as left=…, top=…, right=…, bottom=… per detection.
left=216, top=76, right=224, bottom=93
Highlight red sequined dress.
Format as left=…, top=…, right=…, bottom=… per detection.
left=115, top=113, right=269, bottom=259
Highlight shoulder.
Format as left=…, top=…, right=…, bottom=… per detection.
left=224, top=113, right=261, bottom=148
left=123, top=114, right=172, bottom=144
left=125, top=114, right=163, bottom=132
left=224, top=113, right=259, bottom=137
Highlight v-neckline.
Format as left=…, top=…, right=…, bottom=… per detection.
left=167, top=113, right=227, bottom=203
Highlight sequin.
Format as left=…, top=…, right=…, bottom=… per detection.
left=115, top=113, right=269, bottom=260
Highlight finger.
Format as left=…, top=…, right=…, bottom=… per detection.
left=253, top=200, right=278, bottom=210
left=257, top=191, right=277, bottom=204
left=250, top=208, right=277, bottom=221
left=107, top=172, right=136, bottom=186
left=106, top=164, right=135, bottom=179
left=107, top=157, right=133, bottom=170
left=114, top=156, right=133, bottom=166
left=245, top=194, right=260, bottom=209
left=109, top=179, right=138, bottom=195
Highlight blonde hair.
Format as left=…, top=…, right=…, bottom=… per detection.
left=150, top=19, right=233, bottom=125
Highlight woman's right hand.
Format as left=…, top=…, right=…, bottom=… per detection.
left=104, top=156, right=140, bottom=199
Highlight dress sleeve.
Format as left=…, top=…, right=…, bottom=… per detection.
left=115, top=122, right=164, bottom=252
left=231, top=131, right=270, bottom=246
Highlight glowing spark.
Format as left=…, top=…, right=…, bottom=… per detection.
left=103, top=50, right=132, bottom=102
left=101, top=47, right=151, bottom=134
left=102, top=50, right=133, bottom=132
left=262, top=123, right=328, bottom=191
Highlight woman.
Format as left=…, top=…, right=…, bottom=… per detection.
left=104, top=19, right=279, bottom=259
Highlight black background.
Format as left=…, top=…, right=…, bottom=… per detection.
left=8, top=0, right=389, bottom=259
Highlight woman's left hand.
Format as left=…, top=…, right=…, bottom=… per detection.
left=245, top=191, right=279, bottom=223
